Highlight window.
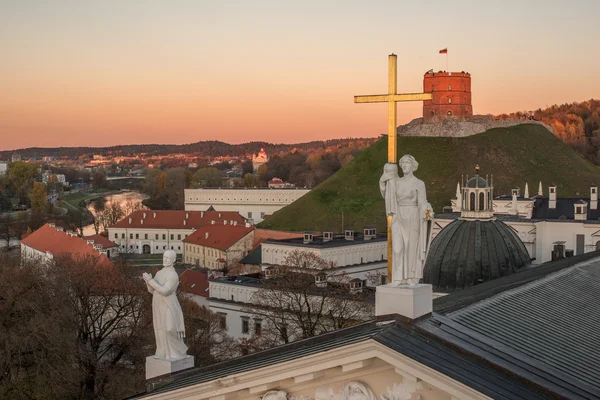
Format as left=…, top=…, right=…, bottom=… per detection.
left=248, top=212, right=252, bottom=219
left=260, top=212, right=265, bottom=219
left=162, top=234, right=166, bottom=240
left=156, top=246, right=159, bottom=249
left=155, top=234, right=159, bottom=240
left=242, top=318, right=249, bottom=334
left=114, top=233, right=118, bottom=239
left=170, top=234, right=174, bottom=240
left=130, top=233, right=133, bottom=239
left=218, top=313, right=227, bottom=329
left=122, top=233, right=125, bottom=239
left=145, top=234, right=148, bottom=239
left=178, top=246, right=181, bottom=250
left=231, top=294, right=234, bottom=301
left=135, top=233, right=139, bottom=239
left=177, top=234, right=181, bottom=240
left=448, top=97, right=452, bottom=104
left=448, top=84, right=452, bottom=90
left=254, top=320, right=262, bottom=335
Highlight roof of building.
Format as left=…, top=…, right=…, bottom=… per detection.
left=182, top=225, right=254, bottom=251
left=21, top=224, right=113, bottom=266
left=178, top=269, right=209, bottom=298
left=263, top=233, right=386, bottom=249
left=424, top=219, right=530, bottom=292
left=532, top=197, right=600, bottom=220
left=109, top=210, right=246, bottom=230
left=466, top=175, right=488, bottom=188
left=83, top=234, right=118, bottom=249
left=239, top=244, right=262, bottom=265
left=132, top=252, right=600, bottom=399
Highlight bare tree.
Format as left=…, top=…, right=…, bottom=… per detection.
left=243, top=251, right=373, bottom=350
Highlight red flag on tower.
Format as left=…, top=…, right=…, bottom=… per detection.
left=439, top=48, right=448, bottom=54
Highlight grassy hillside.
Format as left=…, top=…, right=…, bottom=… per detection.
left=258, top=124, right=599, bottom=232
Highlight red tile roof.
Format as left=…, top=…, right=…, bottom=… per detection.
left=252, top=228, right=303, bottom=248
left=83, top=234, right=118, bottom=249
left=178, top=269, right=209, bottom=297
left=109, top=210, right=246, bottom=230
left=183, top=225, right=254, bottom=251
left=21, top=224, right=113, bottom=266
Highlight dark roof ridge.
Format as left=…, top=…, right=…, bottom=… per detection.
left=433, top=251, right=600, bottom=314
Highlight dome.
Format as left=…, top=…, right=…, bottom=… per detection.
left=466, top=176, right=488, bottom=188
left=423, top=219, right=530, bottom=292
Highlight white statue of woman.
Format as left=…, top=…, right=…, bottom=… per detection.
left=142, top=250, right=188, bottom=359
left=379, top=155, right=433, bottom=285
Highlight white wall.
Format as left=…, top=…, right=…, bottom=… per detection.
left=261, top=241, right=387, bottom=267
left=108, top=227, right=195, bottom=254
left=184, top=188, right=310, bottom=223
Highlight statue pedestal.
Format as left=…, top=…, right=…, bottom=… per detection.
left=146, top=355, right=194, bottom=380
left=375, top=284, right=432, bottom=319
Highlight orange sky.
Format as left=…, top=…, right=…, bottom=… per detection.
left=2, top=1, right=599, bottom=150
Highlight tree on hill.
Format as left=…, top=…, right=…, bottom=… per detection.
left=193, top=167, right=222, bottom=188
left=6, top=161, right=39, bottom=205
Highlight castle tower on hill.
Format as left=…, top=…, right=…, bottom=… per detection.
left=422, top=71, right=473, bottom=123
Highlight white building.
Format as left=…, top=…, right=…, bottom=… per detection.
left=438, top=174, right=600, bottom=264
left=184, top=187, right=310, bottom=224
left=108, top=210, right=246, bottom=255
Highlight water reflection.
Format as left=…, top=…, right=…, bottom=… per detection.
left=83, top=191, right=146, bottom=236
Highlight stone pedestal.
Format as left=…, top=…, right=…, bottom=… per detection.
left=375, top=283, right=433, bottom=319
left=146, top=355, right=194, bottom=380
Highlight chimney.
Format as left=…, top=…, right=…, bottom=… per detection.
left=549, top=185, right=557, bottom=209
left=591, top=185, right=598, bottom=210
left=205, top=232, right=209, bottom=239
left=323, top=230, right=333, bottom=242
left=49, top=223, right=56, bottom=228
left=143, top=212, right=147, bottom=219
left=344, top=229, right=354, bottom=241
left=303, top=232, right=313, bottom=244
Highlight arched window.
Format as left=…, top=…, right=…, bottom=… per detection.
left=448, top=84, right=452, bottom=90
left=479, top=192, right=485, bottom=211
left=448, top=97, right=452, bottom=104
left=469, top=192, right=476, bottom=211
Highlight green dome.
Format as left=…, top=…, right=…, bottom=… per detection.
left=466, top=176, right=488, bottom=188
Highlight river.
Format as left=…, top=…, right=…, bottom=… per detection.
left=82, top=191, right=147, bottom=236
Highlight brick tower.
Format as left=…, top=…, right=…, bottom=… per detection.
left=422, top=71, right=472, bottom=123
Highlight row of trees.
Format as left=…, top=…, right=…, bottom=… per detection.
left=496, top=99, right=600, bottom=164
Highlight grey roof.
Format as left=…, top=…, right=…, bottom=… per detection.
left=424, top=219, right=530, bottom=291
left=445, top=258, right=600, bottom=395
left=532, top=197, right=600, bottom=220
left=263, top=233, right=387, bottom=249
left=466, top=175, right=488, bottom=188
left=239, top=244, right=262, bottom=265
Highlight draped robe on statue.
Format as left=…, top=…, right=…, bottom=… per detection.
left=380, top=163, right=429, bottom=284
left=146, top=266, right=187, bottom=359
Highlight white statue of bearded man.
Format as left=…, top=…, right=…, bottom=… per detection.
left=379, top=155, right=434, bottom=285
left=142, top=250, right=188, bottom=359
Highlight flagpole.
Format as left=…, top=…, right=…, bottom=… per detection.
left=446, top=52, right=448, bottom=73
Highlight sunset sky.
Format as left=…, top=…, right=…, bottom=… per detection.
left=2, top=0, right=599, bottom=150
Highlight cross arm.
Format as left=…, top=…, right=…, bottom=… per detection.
left=354, top=93, right=433, bottom=103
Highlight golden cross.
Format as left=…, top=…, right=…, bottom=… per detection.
left=354, top=54, right=432, bottom=282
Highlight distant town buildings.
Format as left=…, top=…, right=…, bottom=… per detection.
left=108, top=210, right=247, bottom=255
left=267, top=177, right=295, bottom=189
left=184, top=187, right=311, bottom=224
left=42, top=171, right=68, bottom=186
left=252, top=148, right=268, bottom=172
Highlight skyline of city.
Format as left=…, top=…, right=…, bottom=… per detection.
left=2, top=0, right=599, bottom=150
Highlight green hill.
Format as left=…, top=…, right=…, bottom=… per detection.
left=258, top=124, right=600, bottom=232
